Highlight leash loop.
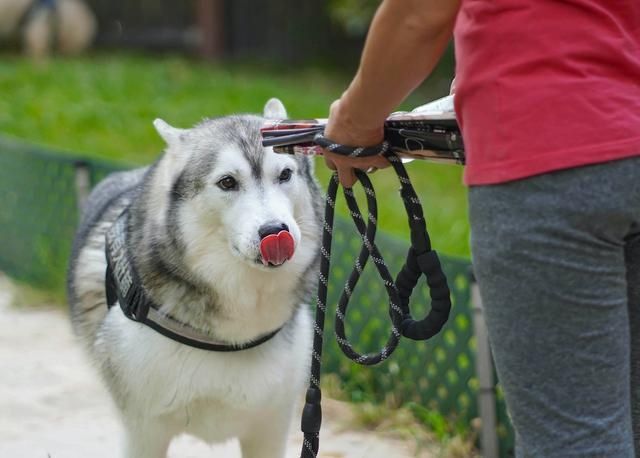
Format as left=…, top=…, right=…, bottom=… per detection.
left=300, top=134, right=452, bottom=458
left=334, top=170, right=404, bottom=364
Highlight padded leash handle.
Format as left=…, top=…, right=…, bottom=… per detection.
left=396, top=248, right=451, bottom=340
left=386, top=153, right=452, bottom=341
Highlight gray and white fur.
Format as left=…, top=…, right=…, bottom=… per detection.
left=67, top=99, right=323, bottom=458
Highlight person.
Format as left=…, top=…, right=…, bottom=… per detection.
left=321, top=0, right=640, bottom=456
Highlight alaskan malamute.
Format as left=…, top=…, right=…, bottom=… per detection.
left=67, top=99, right=322, bottom=458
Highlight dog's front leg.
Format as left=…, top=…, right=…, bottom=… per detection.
left=121, top=417, right=173, bottom=458
left=238, top=406, right=294, bottom=458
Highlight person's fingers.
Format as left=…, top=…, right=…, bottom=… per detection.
left=324, top=154, right=337, bottom=170
left=336, top=164, right=357, bottom=188
left=324, top=149, right=391, bottom=187
left=370, top=155, right=390, bottom=170
left=324, top=150, right=356, bottom=186
left=337, top=157, right=388, bottom=187
left=357, top=155, right=391, bottom=172
left=450, top=77, right=456, bottom=95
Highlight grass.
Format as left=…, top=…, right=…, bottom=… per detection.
left=321, top=373, right=478, bottom=457
left=0, top=52, right=469, bottom=257
left=0, top=274, right=61, bottom=309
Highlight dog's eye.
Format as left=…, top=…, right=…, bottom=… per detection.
left=217, top=176, right=238, bottom=191
left=279, top=168, right=293, bottom=183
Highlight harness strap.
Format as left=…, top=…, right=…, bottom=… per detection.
left=300, top=134, right=452, bottom=458
left=104, top=209, right=282, bottom=352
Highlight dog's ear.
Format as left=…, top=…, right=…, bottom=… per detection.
left=263, top=98, right=288, bottom=119
left=153, top=119, right=186, bottom=147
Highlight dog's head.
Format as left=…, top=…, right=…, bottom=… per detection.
left=151, top=99, right=321, bottom=285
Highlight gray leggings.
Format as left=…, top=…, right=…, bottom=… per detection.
left=469, top=157, right=640, bottom=457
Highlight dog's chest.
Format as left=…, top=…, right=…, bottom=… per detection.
left=174, top=396, right=288, bottom=443
left=101, top=308, right=311, bottom=417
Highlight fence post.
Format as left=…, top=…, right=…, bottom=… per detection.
left=74, top=161, right=90, bottom=218
left=196, top=0, right=224, bottom=60
left=471, top=274, right=499, bottom=458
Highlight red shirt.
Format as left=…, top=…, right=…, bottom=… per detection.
left=453, top=0, right=640, bottom=186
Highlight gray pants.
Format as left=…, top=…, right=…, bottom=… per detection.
left=469, top=157, right=640, bottom=457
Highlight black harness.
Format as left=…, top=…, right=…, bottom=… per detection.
left=299, top=135, right=452, bottom=458
left=104, top=209, right=281, bottom=352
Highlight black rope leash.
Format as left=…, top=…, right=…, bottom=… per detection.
left=299, top=133, right=452, bottom=458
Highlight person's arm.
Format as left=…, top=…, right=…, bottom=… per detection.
left=324, top=0, right=461, bottom=186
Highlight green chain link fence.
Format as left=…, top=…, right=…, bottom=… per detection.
left=0, top=135, right=514, bottom=456
left=0, top=137, right=121, bottom=289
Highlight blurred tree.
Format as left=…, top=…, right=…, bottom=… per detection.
left=328, top=0, right=381, bottom=37
left=326, top=0, right=455, bottom=99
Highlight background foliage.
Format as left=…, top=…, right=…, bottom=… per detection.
left=0, top=54, right=468, bottom=258
left=328, top=0, right=381, bottom=36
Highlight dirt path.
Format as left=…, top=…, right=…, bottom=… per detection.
left=0, top=276, right=427, bottom=458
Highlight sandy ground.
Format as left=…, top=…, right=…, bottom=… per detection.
left=0, top=276, right=426, bottom=458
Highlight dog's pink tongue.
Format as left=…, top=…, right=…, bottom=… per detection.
left=260, top=230, right=295, bottom=266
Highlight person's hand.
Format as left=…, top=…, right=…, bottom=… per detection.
left=322, top=99, right=390, bottom=188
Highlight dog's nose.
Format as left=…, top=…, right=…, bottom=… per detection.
left=258, top=222, right=289, bottom=239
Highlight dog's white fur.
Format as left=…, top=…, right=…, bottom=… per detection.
left=98, top=305, right=313, bottom=457
left=68, top=99, right=321, bottom=457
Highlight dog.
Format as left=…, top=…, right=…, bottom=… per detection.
left=0, top=0, right=96, bottom=58
left=67, top=98, right=323, bottom=458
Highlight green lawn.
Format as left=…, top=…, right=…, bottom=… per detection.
left=0, top=53, right=469, bottom=257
